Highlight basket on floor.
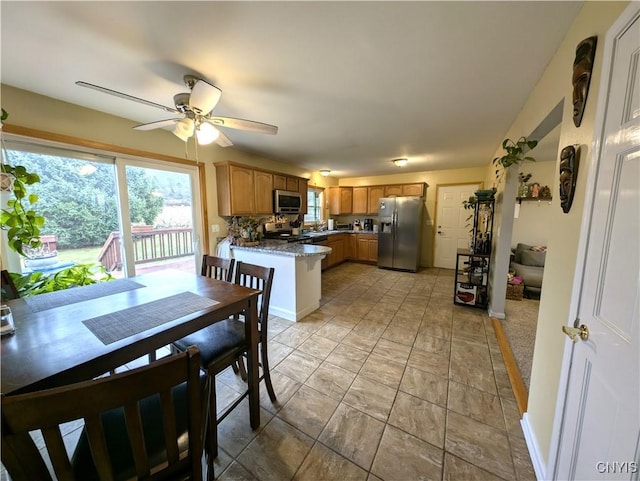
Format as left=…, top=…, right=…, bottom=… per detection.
left=506, top=283, right=524, bottom=301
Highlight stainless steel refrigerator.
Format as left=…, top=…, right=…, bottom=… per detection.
left=377, top=196, right=423, bottom=272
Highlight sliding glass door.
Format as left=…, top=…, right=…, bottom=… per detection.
left=118, top=160, right=200, bottom=276
left=2, top=137, right=202, bottom=278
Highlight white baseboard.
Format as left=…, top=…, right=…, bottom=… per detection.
left=521, top=413, right=547, bottom=480
left=488, top=306, right=505, bottom=319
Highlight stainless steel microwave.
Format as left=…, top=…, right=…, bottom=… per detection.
left=273, top=190, right=302, bottom=214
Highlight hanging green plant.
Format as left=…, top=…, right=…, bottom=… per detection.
left=492, top=137, right=538, bottom=187
left=1, top=108, right=46, bottom=256
left=1, top=163, right=45, bottom=256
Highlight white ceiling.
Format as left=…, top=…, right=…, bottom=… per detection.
left=1, top=1, right=581, bottom=177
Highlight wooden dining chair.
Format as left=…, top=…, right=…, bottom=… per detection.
left=172, top=261, right=275, bottom=463
left=149, top=254, right=236, bottom=366
left=201, top=254, right=235, bottom=282
left=1, top=269, right=20, bottom=301
left=1, top=346, right=205, bottom=481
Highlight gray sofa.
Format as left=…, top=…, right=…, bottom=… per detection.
left=510, top=243, right=546, bottom=296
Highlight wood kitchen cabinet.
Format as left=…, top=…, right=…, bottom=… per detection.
left=216, top=163, right=256, bottom=215
left=325, top=233, right=347, bottom=268
left=273, top=175, right=287, bottom=190
left=367, top=186, right=385, bottom=214
left=254, top=170, right=274, bottom=214
left=298, top=178, right=308, bottom=214
left=352, top=187, right=368, bottom=214
left=328, top=187, right=353, bottom=215
left=384, top=185, right=403, bottom=197
left=273, top=174, right=300, bottom=193
left=218, top=162, right=318, bottom=216
left=286, top=177, right=299, bottom=192
left=385, top=183, right=425, bottom=197
left=348, top=234, right=357, bottom=259
left=401, top=183, right=426, bottom=196
left=356, top=234, right=378, bottom=263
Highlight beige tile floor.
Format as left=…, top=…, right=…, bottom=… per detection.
left=1, top=262, right=536, bottom=481
left=211, top=263, right=536, bottom=481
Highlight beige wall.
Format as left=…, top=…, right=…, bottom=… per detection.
left=340, top=167, right=487, bottom=266
left=483, top=1, right=629, bottom=468
left=0, top=85, right=309, bottom=254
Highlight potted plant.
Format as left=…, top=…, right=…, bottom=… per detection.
left=1, top=109, right=46, bottom=256
left=492, top=136, right=538, bottom=187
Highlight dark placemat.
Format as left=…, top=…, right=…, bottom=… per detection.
left=83, top=291, right=219, bottom=345
left=24, top=279, right=145, bottom=312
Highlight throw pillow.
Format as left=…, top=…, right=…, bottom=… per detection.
left=520, top=249, right=546, bottom=267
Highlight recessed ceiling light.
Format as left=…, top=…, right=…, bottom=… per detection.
left=392, top=158, right=408, bottom=167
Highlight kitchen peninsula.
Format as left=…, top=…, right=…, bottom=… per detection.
left=230, top=241, right=331, bottom=321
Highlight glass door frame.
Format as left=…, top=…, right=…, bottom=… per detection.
left=2, top=131, right=206, bottom=278
left=115, top=156, right=204, bottom=277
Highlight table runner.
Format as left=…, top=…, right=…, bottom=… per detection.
left=24, top=279, right=145, bottom=312
left=83, top=291, right=219, bottom=345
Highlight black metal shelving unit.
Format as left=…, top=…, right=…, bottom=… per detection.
left=454, top=198, right=494, bottom=308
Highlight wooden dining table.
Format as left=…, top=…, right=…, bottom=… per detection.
left=0, top=269, right=261, bottom=429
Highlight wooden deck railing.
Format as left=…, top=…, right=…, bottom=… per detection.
left=97, top=228, right=194, bottom=272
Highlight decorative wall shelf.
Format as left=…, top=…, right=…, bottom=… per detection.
left=517, top=196, right=552, bottom=204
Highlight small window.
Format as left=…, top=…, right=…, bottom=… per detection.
left=304, top=187, right=324, bottom=224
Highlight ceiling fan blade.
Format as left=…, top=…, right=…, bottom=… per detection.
left=133, top=118, right=181, bottom=131
left=189, top=79, right=222, bottom=115
left=76, top=81, right=180, bottom=114
left=214, top=128, right=234, bottom=148
left=209, top=116, right=278, bottom=135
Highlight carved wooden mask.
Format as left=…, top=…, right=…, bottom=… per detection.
left=559, top=145, right=579, bottom=213
left=572, top=36, right=597, bottom=128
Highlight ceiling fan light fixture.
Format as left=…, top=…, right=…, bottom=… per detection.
left=320, top=169, right=331, bottom=177
left=393, top=158, right=408, bottom=167
left=173, top=118, right=195, bottom=142
left=196, top=121, right=220, bottom=145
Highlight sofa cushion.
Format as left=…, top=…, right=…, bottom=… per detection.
left=513, top=243, right=533, bottom=263
left=520, top=249, right=546, bottom=267
left=510, top=262, right=544, bottom=289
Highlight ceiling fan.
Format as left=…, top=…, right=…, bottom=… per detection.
left=76, top=75, right=278, bottom=147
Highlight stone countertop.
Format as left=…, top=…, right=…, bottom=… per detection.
left=230, top=240, right=331, bottom=258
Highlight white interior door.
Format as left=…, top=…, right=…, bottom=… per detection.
left=433, top=184, right=480, bottom=269
left=555, top=6, right=639, bottom=479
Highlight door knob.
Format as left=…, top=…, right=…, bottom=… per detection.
left=562, top=324, right=589, bottom=342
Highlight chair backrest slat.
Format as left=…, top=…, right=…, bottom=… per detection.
left=159, top=389, right=180, bottom=464
left=41, top=427, right=74, bottom=481
left=84, top=415, right=116, bottom=481
left=123, top=401, right=150, bottom=477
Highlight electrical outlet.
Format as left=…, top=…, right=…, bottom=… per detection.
left=212, top=224, right=220, bottom=233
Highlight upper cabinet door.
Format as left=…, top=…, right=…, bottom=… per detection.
left=298, top=178, right=308, bottom=214
left=254, top=170, right=273, bottom=214
left=329, top=187, right=353, bottom=215
left=229, top=165, right=255, bottom=214
left=384, top=185, right=403, bottom=197
left=402, top=183, right=426, bottom=196
left=286, top=177, right=299, bottom=192
left=367, top=186, right=385, bottom=214
left=273, top=175, right=287, bottom=190
left=352, top=187, right=368, bottom=214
